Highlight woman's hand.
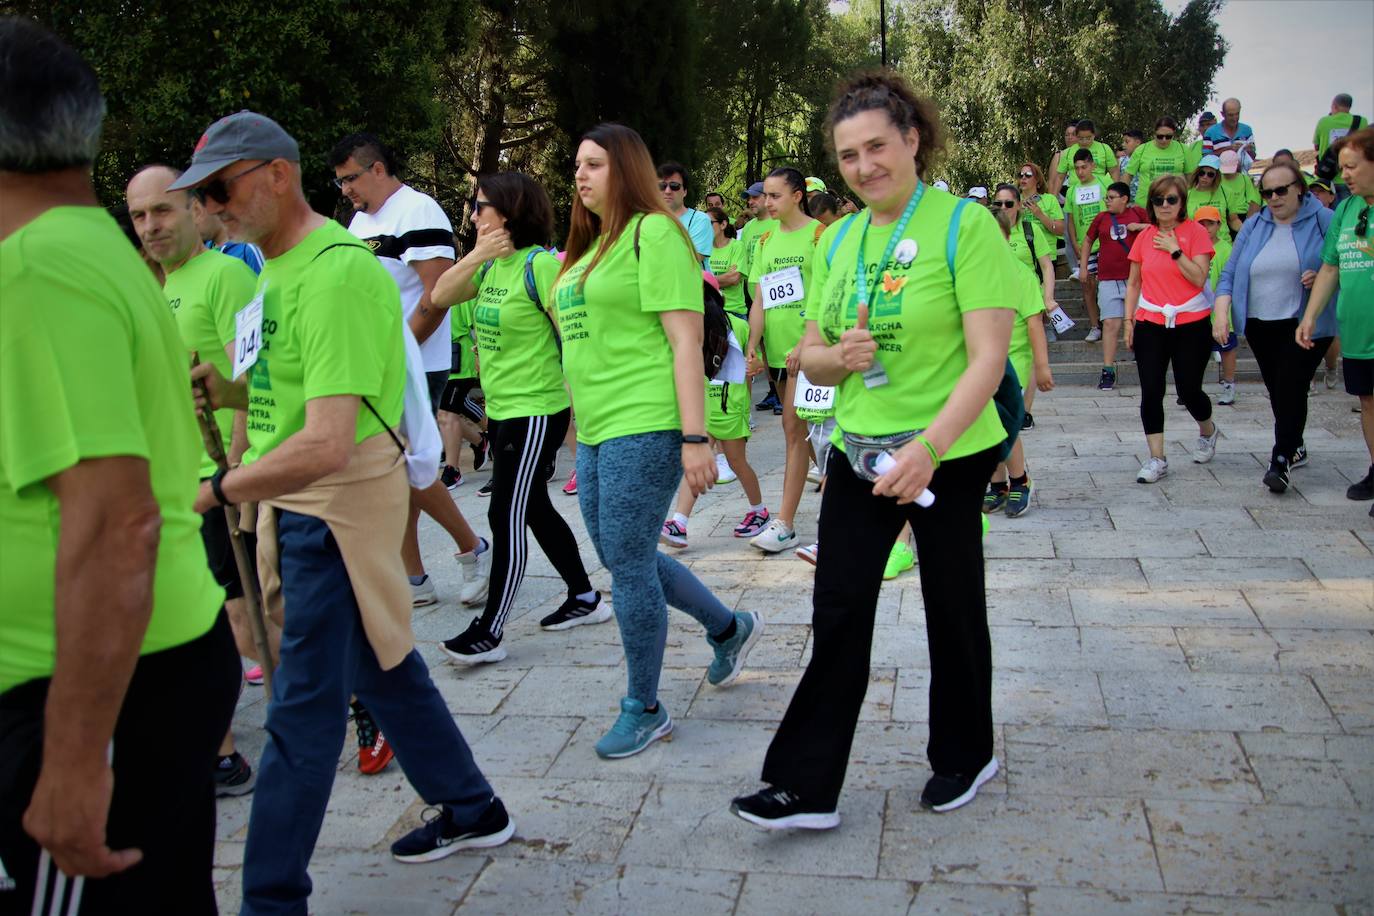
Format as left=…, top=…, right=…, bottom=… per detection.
left=746, top=350, right=764, bottom=378
left=838, top=303, right=876, bottom=372
left=681, top=442, right=715, bottom=497
left=1295, top=316, right=1317, bottom=350
left=784, top=346, right=801, bottom=375
left=1300, top=269, right=1318, bottom=290
left=1124, top=319, right=1135, bottom=350
left=1211, top=309, right=1231, bottom=346
left=1152, top=230, right=1180, bottom=255
left=470, top=222, right=514, bottom=262
left=871, top=437, right=936, bottom=505
left=1035, top=362, right=1055, bottom=392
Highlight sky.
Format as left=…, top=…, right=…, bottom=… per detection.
left=1160, top=0, right=1373, bottom=153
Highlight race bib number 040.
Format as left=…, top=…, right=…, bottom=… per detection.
left=232, top=291, right=265, bottom=380
left=761, top=266, right=804, bottom=309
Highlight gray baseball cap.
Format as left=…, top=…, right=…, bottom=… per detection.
left=167, top=110, right=299, bottom=190
left=740, top=181, right=765, bottom=200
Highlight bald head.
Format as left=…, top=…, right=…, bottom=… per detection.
left=126, top=163, right=202, bottom=270
left=1221, top=98, right=1241, bottom=127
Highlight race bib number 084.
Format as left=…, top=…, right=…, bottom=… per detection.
left=792, top=370, right=835, bottom=411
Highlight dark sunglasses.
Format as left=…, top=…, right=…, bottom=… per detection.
left=1357, top=205, right=1370, bottom=238
left=203, top=161, right=269, bottom=205
left=1259, top=182, right=1299, bottom=200
left=992, top=200, right=1017, bottom=209
left=472, top=199, right=496, bottom=215
left=1151, top=194, right=1181, bottom=206
left=1196, top=168, right=1218, bottom=178
left=658, top=181, right=683, bottom=192
left=1156, top=133, right=1175, bottom=141
left=1019, top=171, right=1035, bottom=179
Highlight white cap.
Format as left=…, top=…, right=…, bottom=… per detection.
left=932, top=179, right=950, bottom=192
left=966, top=186, right=989, bottom=199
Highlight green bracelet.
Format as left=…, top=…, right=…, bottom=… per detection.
left=915, top=434, right=941, bottom=469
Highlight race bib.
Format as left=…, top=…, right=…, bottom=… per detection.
left=1047, top=306, right=1076, bottom=335
left=1075, top=184, right=1101, bottom=207
left=1329, top=127, right=1351, bottom=146
left=232, top=290, right=265, bottom=380
left=792, top=370, right=835, bottom=411
left=761, top=266, right=804, bottom=309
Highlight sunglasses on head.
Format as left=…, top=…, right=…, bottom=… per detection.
left=1259, top=182, right=1299, bottom=200
left=1151, top=194, right=1181, bottom=206
left=1156, top=133, right=1174, bottom=141
left=203, top=161, right=269, bottom=204
left=658, top=181, right=683, bottom=192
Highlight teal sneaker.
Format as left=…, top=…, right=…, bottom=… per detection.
left=883, top=541, right=915, bottom=580
left=982, top=484, right=1009, bottom=513
left=707, top=611, right=764, bottom=687
left=1005, top=479, right=1033, bottom=518
left=595, top=697, right=672, bottom=759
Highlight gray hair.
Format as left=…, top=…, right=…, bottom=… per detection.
left=0, top=17, right=106, bottom=172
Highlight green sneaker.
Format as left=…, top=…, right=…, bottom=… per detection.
left=982, top=484, right=1009, bottom=513
left=595, top=698, right=672, bottom=759
left=1005, top=479, right=1033, bottom=518
left=883, top=541, right=915, bottom=580
left=980, top=513, right=990, bottom=538
left=707, top=611, right=764, bottom=687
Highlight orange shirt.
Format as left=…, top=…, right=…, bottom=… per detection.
left=1128, top=220, right=1215, bottom=325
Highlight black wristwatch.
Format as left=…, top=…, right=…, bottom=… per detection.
left=210, top=468, right=233, bottom=507
left=681, top=434, right=709, bottom=445
left=1170, top=249, right=1183, bottom=260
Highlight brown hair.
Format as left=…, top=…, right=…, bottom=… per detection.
left=1333, top=125, right=1374, bottom=162
left=1145, top=174, right=1189, bottom=225
left=1018, top=162, right=1047, bottom=193
left=559, top=123, right=696, bottom=287
left=1258, top=162, right=1307, bottom=200
left=475, top=172, right=554, bottom=250
left=824, top=68, right=945, bottom=180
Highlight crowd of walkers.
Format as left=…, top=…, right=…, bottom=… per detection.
left=3, top=15, right=1372, bottom=916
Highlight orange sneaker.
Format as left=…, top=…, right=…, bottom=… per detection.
left=352, top=702, right=394, bottom=775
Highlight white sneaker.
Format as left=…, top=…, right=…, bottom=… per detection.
left=1194, top=424, right=1220, bottom=464
left=795, top=542, right=819, bottom=566
left=456, top=539, right=492, bottom=606
left=411, top=576, right=438, bottom=607
left=750, top=520, right=798, bottom=554
left=715, top=453, right=737, bottom=485
left=1069, top=267, right=1081, bottom=281
left=1218, top=380, right=1236, bottom=405
left=1136, top=456, right=1169, bottom=484
left=806, top=463, right=822, bottom=485
left=1084, top=326, right=1103, bottom=342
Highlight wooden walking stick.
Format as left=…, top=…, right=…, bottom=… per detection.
left=192, top=355, right=275, bottom=695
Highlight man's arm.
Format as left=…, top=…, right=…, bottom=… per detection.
left=407, top=256, right=457, bottom=345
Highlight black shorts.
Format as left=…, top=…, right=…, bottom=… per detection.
left=425, top=369, right=448, bottom=414
left=1345, top=357, right=1374, bottom=397
left=768, top=366, right=789, bottom=386
left=439, top=376, right=485, bottom=423
left=199, top=502, right=256, bottom=602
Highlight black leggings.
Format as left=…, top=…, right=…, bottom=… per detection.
left=761, top=444, right=999, bottom=808
left=1245, top=318, right=1332, bottom=462
left=481, top=409, right=592, bottom=638
left=1133, top=318, right=1213, bottom=435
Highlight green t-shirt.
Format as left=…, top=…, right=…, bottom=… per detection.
left=1184, top=139, right=1208, bottom=174
left=1008, top=260, right=1046, bottom=383
left=1208, top=233, right=1233, bottom=291
left=1010, top=211, right=1055, bottom=274
left=1066, top=175, right=1111, bottom=252
left=163, top=249, right=258, bottom=479
left=811, top=194, right=1015, bottom=460
left=737, top=217, right=777, bottom=283
left=244, top=220, right=404, bottom=463
left=1127, top=141, right=1188, bottom=206
left=708, top=239, right=747, bottom=317
left=0, top=207, right=223, bottom=692
left=1314, top=112, right=1365, bottom=186
left=552, top=213, right=703, bottom=445
left=1020, top=194, right=1063, bottom=243
left=1187, top=184, right=1234, bottom=224
left=1324, top=197, right=1374, bottom=358
left=1056, top=141, right=1116, bottom=179
left=472, top=246, right=569, bottom=420
left=449, top=301, right=478, bottom=380
left=1219, top=175, right=1261, bottom=221
left=755, top=219, right=823, bottom=368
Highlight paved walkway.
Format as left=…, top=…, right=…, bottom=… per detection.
left=215, top=378, right=1373, bottom=915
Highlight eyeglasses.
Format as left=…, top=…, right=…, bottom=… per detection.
left=332, top=167, right=368, bottom=189
left=1019, top=171, right=1035, bottom=179
left=658, top=181, right=683, bottom=192
left=1150, top=194, right=1181, bottom=206
left=472, top=199, right=495, bottom=215
left=1155, top=133, right=1175, bottom=141
left=1356, top=205, right=1369, bottom=239
left=1259, top=182, right=1299, bottom=200
left=992, top=200, right=1017, bottom=209
left=1197, top=169, right=1218, bottom=178
left=203, top=161, right=270, bottom=204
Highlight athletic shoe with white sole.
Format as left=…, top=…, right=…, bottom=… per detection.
left=595, top=697, right=673, bottom=759
left=920, top=758, right=999, bottom=812
left=1194, top=424, right=1220, bottom=463
left=539, top=593, right=612, bottom=630
left=660, top=519, right=688, bottom=548
left=441, top=617, right=506, bottom=665
left=749, top=520, right=798, bottom=554
left=1084, top=325, right=1103, bottom=342
left=456, top=538, right=492, bottom=606
left=733, top=508, right=770, bottom=538
left=1217, top=379, right=1236, bottom=405
left=730, top=786, right=839, bottom=831
left=1288, top=445, right=1308, bottom=469
left=715, top=453, right=737, bottom=485
left=707, top=611, right=763, bottom=687
left=806, top=463, right=823, bottom=485
left=214, top=752, right=256, bottom=797
left=411, top=575, right=438, bottom=608
left=795, top=542, right=819, bottom=566
left=391, top=798, right=514, bottom=863
left=1136, top=456, right=1168, bottom=484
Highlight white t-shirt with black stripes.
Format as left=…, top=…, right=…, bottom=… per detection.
left=347, top=184, right=456, bottom=372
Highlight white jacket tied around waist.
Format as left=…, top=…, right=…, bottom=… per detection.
left=1138, top=291, right=1210, bottom=328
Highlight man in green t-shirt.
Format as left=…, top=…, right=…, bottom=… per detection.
left=168, top=110, right=512, bottom=909
left=1313, top=93, right=1366, bottom=197
left=0, top=20, right=239, bottom=913
left=1066, top=149, right=1110, bottom=335
left=1054, top=119, right=1121, bottom=183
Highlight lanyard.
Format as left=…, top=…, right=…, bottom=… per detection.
left=854, top=181, right=925, bottom=308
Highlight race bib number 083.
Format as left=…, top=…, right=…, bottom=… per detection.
left=761, top=266, right=804, bottom=309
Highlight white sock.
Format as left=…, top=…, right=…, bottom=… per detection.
left=749, top=503, right=766, bottom=513
left=672, top=512, right=689, bottom=528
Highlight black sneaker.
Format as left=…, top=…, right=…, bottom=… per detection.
left=470, top=433, right=490, bottom=472
left=730, top=786, right=839, bottom=831
left=1021, top=412, right=1035, bottom=431
left=920, top=758, right=999, bottom=812
left=477, top=479, right=495, bottom=498
left=1263, top=457, right=1289, bottom=494
left=1347, top=465, right=1374, bottom=501
left=441, top=465, right=462, bottom=490
left=214, top=752, right=255, bottom=797
left=441, top=617, right=506, bottom=665
left=1288, top=445, right=1308, bottom=470
left=755, top=393, right=779, bottom=412
left=539, top=592, right=613, bottom=631
left=391, top=798, right=514, bottom=863
left=1096, top=366, right=1116, bottom=391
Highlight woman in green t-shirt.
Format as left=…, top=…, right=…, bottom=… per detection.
left=1127, top=117, right=1188, bottom=207
left=551, top=123, right=763, bottom=760
left=746, top=167, right=825, bottom=555
left=430, top=172, right=608, bottom=666
left=731, top=71, right=1015, bottom=831
left=1188, top=155, right=1233, bottom=226
left=1016, top=161, right=1065, bottom=249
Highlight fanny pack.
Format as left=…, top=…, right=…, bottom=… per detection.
left=843, top=430, right=919, bottom=482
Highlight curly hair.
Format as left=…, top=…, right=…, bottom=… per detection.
left=824, top=68, right=945, bottom=180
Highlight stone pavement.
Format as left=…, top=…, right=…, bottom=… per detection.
left=215, top=377, right=1374, bottom=915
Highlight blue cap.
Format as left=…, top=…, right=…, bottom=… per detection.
left=741, top=181, right=765, bottom=200
left=1199, top=111, right=1217, bottom=124
left=1198, top=154, right=1222, bottom=171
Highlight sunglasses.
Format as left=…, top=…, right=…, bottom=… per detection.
left=1151, top=194, right=1181, bottom=206
left=1357, top=205, right=1370, bottom=239
left=658, top=181, right=683, bottom=192
left=1196, top=168, right=1218, bottom=178
left=1156, top=133, right=1175, bottom=141
left=1019, top=171, right=1035, bottom=179
left=1259, top=182, right=1299, bottom=200
left=472, top=199, right=495, bottom=215
left=203, top=161, right=270, bottom=204
left=992, top=200, right=1017, bottom=209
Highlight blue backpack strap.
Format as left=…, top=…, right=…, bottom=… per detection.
left=825, top=212, right=859, bottom=267
left=945, top=197, right=970, bottom=277
left=523, top=247, right=542, bottom=309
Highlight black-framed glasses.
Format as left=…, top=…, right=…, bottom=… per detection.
left=203, top=161, right=270, bottom=204
left=658, top=181, right=683, bottom=192
left=992, top=200, right=1017, bottom=209
left=1259, top=182, right=1299, bottom=200
left=472, top=199, right=496, bottom=215
left=1151, top=194, right=1181, bottom=206
left=1156, top=133, right=1175, bottom=141
left=1197, top=168, right=1218, bottom=178
left=1356, top=205, right=1370, bottom=238
left=332, top=167, right=367, bottom=189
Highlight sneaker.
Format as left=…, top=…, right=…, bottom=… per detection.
left=1348, top=465, right=1374, bottom=501
left=795, top=542, right=819, bottom=566
left=243, top=664, right=264, bottom=687
left=749, top=519, right=798, bottom=554
left=543, top=460, right=557, bottom=483
left=1288, top=446, right=1308, bottom=470
left=1325, top=365, right=1338, bottom=389
left=562, top=471, right=578, bottom=495
left=441, top=617, right=506, bottom=665
left=920, top=758, right=999, bottom=812
left=1021, top=412, right=1035, bottom=431
left=352, top=704, right=394, bottom=775
left=470, top=433, right=490, bottom=472
left=1263, top=457, right=1290, bottom=494
left=707, top=611, right=763, bottom=687
left=391, top=798, right=514, bottom=863
left=411, top=575, right=438, bottom=608
left=1194, top=424, right=1220, bottom=463
left=594, top=697, right=672, bottom=759
left=660, top=519, right=688, bottom=549
left=806, top=463, right=823, bottom=485
left=1136, top=456, right=1169, bottom=484
left=1097, top=366, right=1116, bottom=391
left=755, top=393, right=779, bottom=412
left=214, top=752, right=256, bottom=797
left=715, top=453, right=738, bottom=485
left=1069, top=267, right=1081, bottom=281
left=733, top=508, right=771, bottom=538
left=730, top=786, right=839, bottom=831
left=1006, top=478, right=1033, bottom=518
left=1218, top=380, right=1236, bottom=406
left=476, top=479, right=495, bottom=498
left=982, top=484, right=1009, bottom=513
left=456, top=539, right=492, bottom=606
left=539, top=592, right=612, bottom=631
left=441, top=465, right=463, bottom=490
left=1085, top=325, right=1103, bottom=342
left=883, top=541, right=915, bottom=580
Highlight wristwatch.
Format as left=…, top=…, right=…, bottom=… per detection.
left=1170, top=249, right=1182, bottom=260
left=681, top=434, right=709, bottom=445
left=210, top=468, right=233, bottom=507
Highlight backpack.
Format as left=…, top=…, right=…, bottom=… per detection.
left=516, top=247, right=562, bottom=355
left=1316, top=115, right=1363, bottom=182
left=632, top=216, right=733, bottom=381
left=824, top=198, right=1025, bottom=461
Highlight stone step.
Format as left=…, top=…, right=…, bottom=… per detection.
left=1044, top=359, right=1264, bottom=386
left=1048, top=337, right=1255, bottom=360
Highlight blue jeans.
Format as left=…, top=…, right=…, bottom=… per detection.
left=576, top=430, right=735, bottom=706
left=240, top=510, right=493, bottom=916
